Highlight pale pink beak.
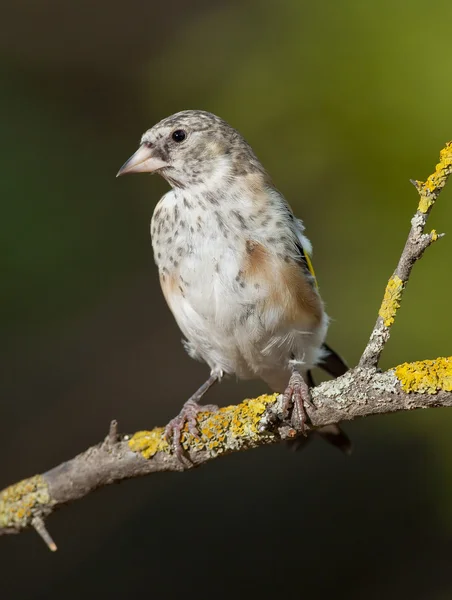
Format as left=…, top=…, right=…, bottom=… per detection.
left=116, top=144, right=168, bottom=177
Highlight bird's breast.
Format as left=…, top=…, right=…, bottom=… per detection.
left=151, top=191, right=240, bottom=320
left=150, top=186, right=322, bottom=328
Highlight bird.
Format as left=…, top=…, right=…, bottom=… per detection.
left=117, top=110, right=350, bottom=464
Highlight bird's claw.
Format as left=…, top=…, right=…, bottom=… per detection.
left=165, top=399, right=219, bottom=466
left=281, top=371, right=315, bottom=435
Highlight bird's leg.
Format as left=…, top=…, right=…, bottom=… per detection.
left=285, top=369, right=315, bottom=451
left=281, top=365, right=315, bottom=435
left=165, top=373, right=220, bottom=464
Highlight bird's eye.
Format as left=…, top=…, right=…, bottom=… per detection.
left=172, top=129, right=186, bottom=143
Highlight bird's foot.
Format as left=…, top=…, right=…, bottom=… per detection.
left=165, top=398, right=219, bottom=467
left=281, top=370, right=315, bottom=435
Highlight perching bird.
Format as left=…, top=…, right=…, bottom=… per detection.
left=117, top=110, right=350, bottom=462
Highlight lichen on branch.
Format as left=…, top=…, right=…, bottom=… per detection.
left=359, top=142, right=452, bottom=369
left=395, top=357, right=452, bottom=394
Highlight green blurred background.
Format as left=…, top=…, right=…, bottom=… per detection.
left=2, top=1, right=452, bottom=598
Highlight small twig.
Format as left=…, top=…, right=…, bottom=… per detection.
left=107, top=420, right=119, bottom=448
left=359, top=142, right=452, bottom=369
left=32, top=516, right=57, bottom=552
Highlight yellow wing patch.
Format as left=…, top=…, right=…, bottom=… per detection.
left=303, top=249, right=319, bottom=290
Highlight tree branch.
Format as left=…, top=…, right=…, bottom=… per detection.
left=1, top=143, right=452, bottom=550
left=359, top=142, right=452, bottom=368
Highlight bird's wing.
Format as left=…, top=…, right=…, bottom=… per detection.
left=295, top=239, right=318, bottom=289
left=291, top=213, right=350, bottom=376
left=291, top=216, right=319, bottom=290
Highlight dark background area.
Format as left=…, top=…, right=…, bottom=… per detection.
left=2, top=1, right=452, bottom=598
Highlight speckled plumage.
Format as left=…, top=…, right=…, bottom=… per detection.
left=118, top=110, right=349, bottom=461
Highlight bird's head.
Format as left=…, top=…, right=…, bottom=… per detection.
left=117, top=110, right=265, bottom=189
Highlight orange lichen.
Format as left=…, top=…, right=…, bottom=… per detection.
left=394, top=357, right=452, bottom=394
left=378, top=275, right=404, bottom=327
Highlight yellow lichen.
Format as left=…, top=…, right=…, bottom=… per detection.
left=394, top=357, right=452, bottom=394
left=128, top=394, right=279, bottom=459
left=0, top=475, right=51, bottom=528
left=128, top=428, right=168, bottom=459
left=206, top=394, right=277, bottom=447
left=378, top=275, right=404, bottom=327
left=417, top=142, right=452, bottom=213
left=418, top=195, right=434, bottom=214
left=431, top=229, right=438, bottom=242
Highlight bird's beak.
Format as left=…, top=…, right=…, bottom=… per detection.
left=116, top=144, right=168, bottom=177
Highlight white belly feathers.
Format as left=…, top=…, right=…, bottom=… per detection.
left=150, top=186, right=328, bottom=390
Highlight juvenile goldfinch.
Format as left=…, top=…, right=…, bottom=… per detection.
left=118, top=110, right=350, bottom=462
